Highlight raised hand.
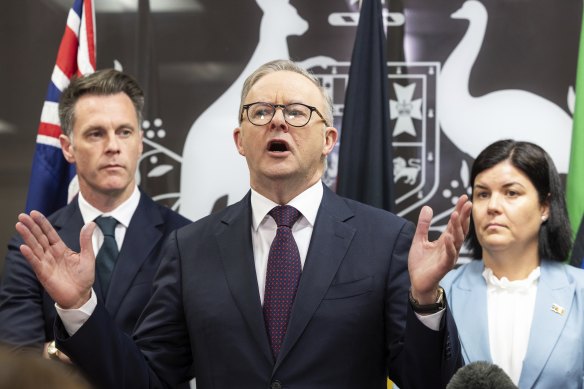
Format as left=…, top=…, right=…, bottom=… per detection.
left=16, top=210, right=96, bottom=309
left=408, top=195, right=472, bottom=304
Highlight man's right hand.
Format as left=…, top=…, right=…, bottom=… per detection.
left=16, top=210, right=95, bottom=309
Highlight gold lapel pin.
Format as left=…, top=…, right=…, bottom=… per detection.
left=551, top=304, right=565, bottom=316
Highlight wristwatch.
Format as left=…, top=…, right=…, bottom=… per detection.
left=409, top=287, right=445, bottom=314
left=47, top=340, right=60, bottom=360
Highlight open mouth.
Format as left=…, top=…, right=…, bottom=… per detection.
left=268, top=140, right=289, bottom=152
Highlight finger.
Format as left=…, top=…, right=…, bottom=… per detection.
left=16, top=220, right=45, bottom=261
left=448, top=210, right=466, bottom=250
left=454, top=194, right=468, bottom=214
left=80, top=221, right=97, bottom=262
left=58, top=351, right=72, bottom=364
left=448, top=197, right=473, bottom=244
left=18, top=213, right=54, bottom=256
left=460, top=200, right=473, bottom=236
left=42, top=342, right=51, bottom=359
left=442, top=233, right=458, bottom=269
left=415, top=206, right=433, bottom=243
left=30, top=210, right=62, bottom=246
left=17, top=214, right=44, bottom=244
left=19, top=242, right=39, bottom=266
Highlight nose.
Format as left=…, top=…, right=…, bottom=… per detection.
left=105, top=132, right=121, bottom=153
left=270, top=107, right=289, bottom=132
left=486, top=193, right=501, bottom=214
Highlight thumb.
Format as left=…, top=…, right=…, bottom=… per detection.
left=415, top=206, right=433, bottom=243
left=79, top=222, right=97, bottom=262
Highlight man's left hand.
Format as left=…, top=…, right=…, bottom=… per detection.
left=408, top=195, right=472, bottom=304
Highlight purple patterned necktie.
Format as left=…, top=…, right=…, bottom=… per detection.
left=263, top=205, right=302, bottom=358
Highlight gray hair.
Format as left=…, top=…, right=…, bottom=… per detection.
left=238, top=59, right=334, bottom=127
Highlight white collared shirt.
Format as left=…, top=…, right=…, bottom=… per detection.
left=483, top=266, right=540, bottom=385
left=250, top=180, right=322, bottom=304
left=78, top=185, right=141, bottom=255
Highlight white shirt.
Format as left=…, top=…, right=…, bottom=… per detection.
left=250, top=180, right=321, bottom=304
left=483, top=266, right=540, bottom=385
left=78, top=186, right=141, bottom=254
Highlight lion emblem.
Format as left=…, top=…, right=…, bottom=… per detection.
left=393, top=157, right=421, bottom=185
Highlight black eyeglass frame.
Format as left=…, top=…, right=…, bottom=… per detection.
left=241, top=102, right=329, bottom=127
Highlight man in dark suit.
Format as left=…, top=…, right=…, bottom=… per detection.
left=16, top=60, right=472, bottom=388
left=0, top=69, right=190, bottom=363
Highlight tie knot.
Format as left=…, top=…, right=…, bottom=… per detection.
left=95, top=216, right=118, bottom=237
left=269, top=205, right=300, bottom=228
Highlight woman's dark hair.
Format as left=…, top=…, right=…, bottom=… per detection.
left=466, top=139, right=572, bottom=261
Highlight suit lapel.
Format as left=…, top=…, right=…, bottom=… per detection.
left=105, top=195, right=164, bottom=315
left=275, top=186, right=356, bottom=371
left=519, top=262, right=574, bottom=389
left=454, top=261, right=492, bottom=364
left=52, top=200, right=84, bottom=252
left=216, top=194, right=273, bottom=365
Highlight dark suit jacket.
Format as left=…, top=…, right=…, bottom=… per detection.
left=57, top=185, right=462, bottom=389
left=0, top=190, right=190, bottom=348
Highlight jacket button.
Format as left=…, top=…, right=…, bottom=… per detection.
left=271, top=380, right=282, bottom=389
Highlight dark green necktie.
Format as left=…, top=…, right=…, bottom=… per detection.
left=94, top=216, right=119, bottom=295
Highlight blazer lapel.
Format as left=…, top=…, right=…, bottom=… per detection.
left=519, top=262, right=574, bottom=389
left=105, top=195, right=164, bottom=314
left=453, top=261, right=492, bottom=364
left=216, top=193, right=273, bottom=365
left=52, top=200, right=84, bottom=252
left=275, top=186, right=356, bottom=371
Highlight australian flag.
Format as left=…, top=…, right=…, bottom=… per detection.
left=336, top=0, right=394, bottom=212
left=25, top=0, right=96, bottom=215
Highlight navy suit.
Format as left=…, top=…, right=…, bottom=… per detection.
left=57, top=185, right=462, bottom=389
left=0, top=191, right=190, bottom=349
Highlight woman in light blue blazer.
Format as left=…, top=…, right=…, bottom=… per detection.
left=441, top=140, right=584, bottom=389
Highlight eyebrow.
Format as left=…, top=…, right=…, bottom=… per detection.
left=82, top=123, right=136, bottom=133
left=473, top=181, right=526, bottom=189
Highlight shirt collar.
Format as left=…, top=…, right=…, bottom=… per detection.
left=78, top=186, right=141, bottom=228
left=250, top=180, right=323, bottom=231
left=482, top=266, right=541, bottom=292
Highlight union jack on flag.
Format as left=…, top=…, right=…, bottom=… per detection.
left=25, top=0, right=96, bottom=215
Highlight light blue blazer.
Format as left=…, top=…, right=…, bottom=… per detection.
left=441, top=260, right=584, bottom=389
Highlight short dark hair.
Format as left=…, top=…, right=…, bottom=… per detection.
left=59, top=69, right=144, bottom=137
left=466, top=139, right=572, bottom=261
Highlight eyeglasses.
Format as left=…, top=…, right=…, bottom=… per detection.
left=241, top=102, right=329, bottom=127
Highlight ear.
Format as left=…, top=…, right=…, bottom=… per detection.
left=233, top=127, right=245, bottom=156
left=138, top=130, right=144, bottom=155
left=60, top=134, right=75, bottom=163
left=322, top=126, right=338, bottom=157
left=541, top=194, right=550, bottom=222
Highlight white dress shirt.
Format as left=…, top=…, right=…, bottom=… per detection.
left=483, top=266, right=540, bottom=385
left=78, top=186, right=141, bottom=254
left=250, top=180, right=322, bottom=304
